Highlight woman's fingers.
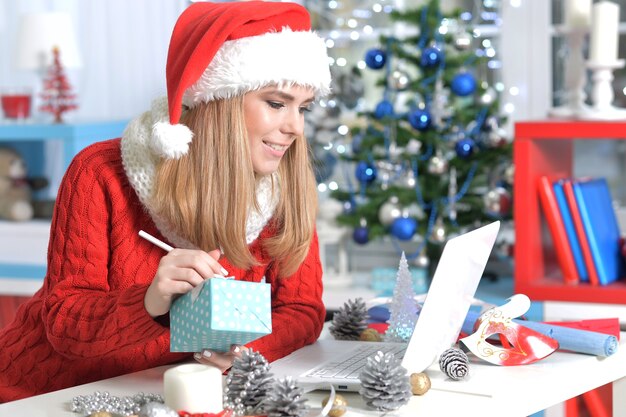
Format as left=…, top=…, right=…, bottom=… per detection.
left=167, top=249, right=228, bottom=278
left=193, top=345, right=246, bottom=372
left=145, top=248, right=227, bottom=318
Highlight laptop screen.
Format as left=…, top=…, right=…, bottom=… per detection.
left=401, top=221, right=500, bottom=373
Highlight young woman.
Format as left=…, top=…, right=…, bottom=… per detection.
left=0, top=1, right=331, bottom=402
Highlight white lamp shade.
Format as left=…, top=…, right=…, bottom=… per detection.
left=15, top=12, right=82, bottom=70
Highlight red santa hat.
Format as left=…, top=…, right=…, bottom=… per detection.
left=151, top=1, right=332, bottom=159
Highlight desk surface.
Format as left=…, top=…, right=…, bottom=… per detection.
left=2, top=333, right=625, bottom=417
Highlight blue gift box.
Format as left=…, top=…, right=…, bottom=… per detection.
left=170, top=278, right=272, bottom=352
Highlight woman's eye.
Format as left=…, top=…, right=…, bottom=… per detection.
left=299, top=106, right=312, bottom=114
left=267, top=101, right=284, bottom=109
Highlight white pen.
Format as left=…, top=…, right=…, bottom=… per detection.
left=139, top=230, right=174, bottom=252
left=138, top=230, right=229, bottom=276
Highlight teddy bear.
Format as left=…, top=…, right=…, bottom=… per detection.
left=0, top=147, right=48, bottom=221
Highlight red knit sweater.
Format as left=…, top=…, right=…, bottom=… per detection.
left=0, top=139, right=325, bottom=403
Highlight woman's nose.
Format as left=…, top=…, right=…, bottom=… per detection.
left=281, top=108, right=304, bottom=138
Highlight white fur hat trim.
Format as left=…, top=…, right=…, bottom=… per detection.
left=182, top=28, right=331, bottom=105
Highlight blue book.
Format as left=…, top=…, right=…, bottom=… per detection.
left=572, top=178, right=624, bottom=285
left=553, top=180, right=588, bottom=282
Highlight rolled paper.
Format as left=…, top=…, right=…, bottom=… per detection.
left=589, top=1, right=621, bottom=64
left=462, top=310, right=618, bottom=357
left=164, top=364, right=223, bottom=413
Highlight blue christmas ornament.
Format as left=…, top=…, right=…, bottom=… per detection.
left=455, top=138, right=476, bottom=158
left=451, top=72, right=477, bottom=96
left=365, top=48, right=387, bottom=70
left=390, top=217, right=417, bottom=241
left=355, top=161, right=377, bottom=184
left=374, top=100, right=394, bottom=119
left=408, top=108, right=432, bottom=131
left=353, top=226, right=369, bottom=245
left=420, top=46, right=443, bottom=67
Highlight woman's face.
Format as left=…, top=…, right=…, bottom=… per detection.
left=243, top=85, right=315, bottom=175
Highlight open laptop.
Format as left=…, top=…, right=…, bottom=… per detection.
left=270, top=221, right=500, bottom=392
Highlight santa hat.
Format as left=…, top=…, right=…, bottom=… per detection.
left=151, top=1, right=332, bottom=159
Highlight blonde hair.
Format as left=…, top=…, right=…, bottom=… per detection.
left=151, top=97, right=318, bottom=277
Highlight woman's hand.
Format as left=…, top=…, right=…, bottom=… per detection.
left=144, top=248, right=226, bottom=317
left=194, top=345, right=247, bottom=372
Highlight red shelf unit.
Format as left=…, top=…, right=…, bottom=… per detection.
left=514, top=120, right=626, bottom=304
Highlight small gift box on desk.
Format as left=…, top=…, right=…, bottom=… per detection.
left=170, top=278, right=271, bottom=352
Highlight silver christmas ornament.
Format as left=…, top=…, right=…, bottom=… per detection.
left=406, top=202, right=425, bottom=220
left=479, top=87, right=496, bottom=106
left=427, top=154, right=448, bottom=175
left=454, top=31, right=473, bottom=51
left=484, top=186, right=512, bottom=217
left=413, top=252, right=430, bottom=268
left=388, top=69, right=411, bottom=91
left=405, top=138, right=422, bottom=155
left=430, top=217, right=447, bottom=243
left=504, top=164, right=515, bottom=184
left=430, top=77, right=453, bottom=126
left=400, top=166, right=417, bottom=188
left=378, top=196, right=402, bottom=226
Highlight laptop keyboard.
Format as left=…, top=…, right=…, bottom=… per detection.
left=303, top=343, right=407, bottom=380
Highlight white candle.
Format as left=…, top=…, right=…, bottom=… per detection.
left=564, top=0, right=592, bottom=29
left=590, top=1, right=621, bottom=64
left=164, top=364, right=223, bottom=413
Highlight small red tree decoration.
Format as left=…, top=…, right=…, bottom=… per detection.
left=39, top=46, right=78, bottom=123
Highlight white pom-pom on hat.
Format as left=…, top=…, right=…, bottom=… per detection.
left=150, top=122, right=193, bottom=159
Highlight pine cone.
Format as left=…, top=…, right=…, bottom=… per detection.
left=330, top=298, right=369, bottom=340
left=224, top=350, right=273, bottom=416
left=359, top=351, right=412, bottom=411
left=439, top=347, right=469, bottom=380
left=263, top=377, right=309, bottom=417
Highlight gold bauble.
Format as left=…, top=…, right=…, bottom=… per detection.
left=322, top=393, right=348, bottom=417
left=359, top=328, right=383, bottom=342
left=410, top=372, right=431, bottom=395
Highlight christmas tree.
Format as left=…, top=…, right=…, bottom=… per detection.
left=384, top=252, right=420, bottom=342
left=40, top=46, right=78, bottom=123
left=330, top=0, right=512, bottom=266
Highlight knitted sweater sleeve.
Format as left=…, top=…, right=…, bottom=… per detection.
left=40, top=149, right=180, bottom=363
left=246, top=231, right=325, bottom=362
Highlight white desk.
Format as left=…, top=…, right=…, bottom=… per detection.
left=2, top=334, right=626, bottom=417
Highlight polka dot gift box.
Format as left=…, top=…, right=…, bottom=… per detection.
left=170, top=278, right=272, bottom=352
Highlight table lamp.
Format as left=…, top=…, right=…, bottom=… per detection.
left=13, top=12, right=82, bottom=123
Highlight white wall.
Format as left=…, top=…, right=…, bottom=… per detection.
left=0, top=0, right=187, bottom=121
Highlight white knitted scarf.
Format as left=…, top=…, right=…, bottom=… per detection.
left=120, top=97, right=279, bottom=249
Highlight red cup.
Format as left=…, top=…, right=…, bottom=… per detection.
left=1, top=88, right=32, bottom=120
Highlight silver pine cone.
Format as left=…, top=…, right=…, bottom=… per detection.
left=439, top=347, right=469, bottom=380
left=263, top=377, right=309, bottom=417
left=223, top=349, right=274, bottom=416
left=330, top=297, right=369, bottom=340
left=359, top=351, right=412, bottom=411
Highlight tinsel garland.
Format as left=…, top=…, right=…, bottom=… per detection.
left=70, top=391, right=164, bottom=416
